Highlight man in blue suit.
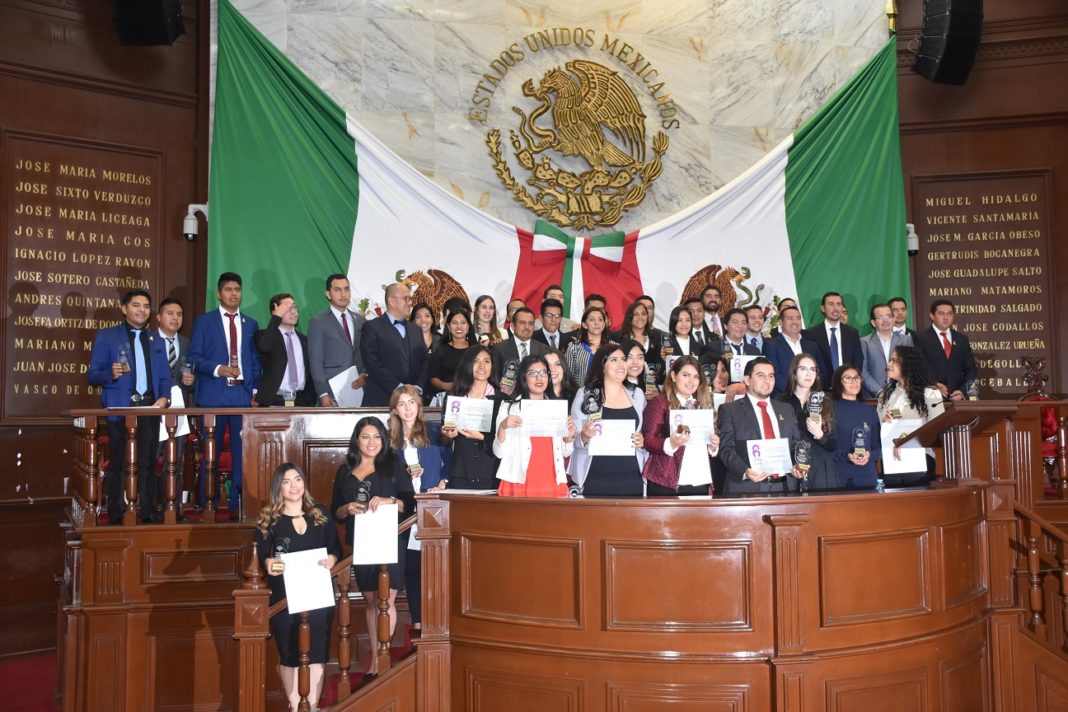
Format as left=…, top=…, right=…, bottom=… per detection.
left=762, top=305, right=820, bottom=396
left=360, top=282, right=429, bottom=407
left=189, top=272, right=260, bottom=515
left=88, top=290, right=172, bottom=524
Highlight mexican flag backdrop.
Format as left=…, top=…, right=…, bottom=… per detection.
left=209, top=0, right=907, bottom=330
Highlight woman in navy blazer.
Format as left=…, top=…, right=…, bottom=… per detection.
left=389, top=385, right=450, bottom=637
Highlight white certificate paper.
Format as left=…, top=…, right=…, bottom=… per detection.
left=731, top=355, right=759, bottom=382
left=444, top=396, right=494, bottom=432
left=281, top=547, right=336, bottom=614
left=159, top=385, right=191, bottom=442
left=712, top=393, right=726, bottom=413
left=329, top=366, right=364, bottom=407
left=881, top=418, right=927, bottom=475
left=352, top=503, right=399, bottom=565
left=745, top=437, right=792, bottom=473
left=519, top=399, right=568, bottom=437
left=587, top=419, right=637, bottom=456
left=669, top=409, right=716, bottom=444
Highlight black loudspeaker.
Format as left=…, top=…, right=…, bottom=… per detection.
left=113, top=0, right=185, bottom=46
left=911, top=0, right=983, bottom=85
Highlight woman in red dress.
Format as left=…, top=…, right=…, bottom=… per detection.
left=494, top=355, right=576, bottom=497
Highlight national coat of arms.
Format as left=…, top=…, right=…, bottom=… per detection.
left=487, top=59, right=669, bottom=230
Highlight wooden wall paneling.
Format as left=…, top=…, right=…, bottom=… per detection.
left=0, top=499, right=67, bottom=654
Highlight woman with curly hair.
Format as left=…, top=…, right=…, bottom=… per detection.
left=878, top=345, right=945, bottom=486
left=256, top=463, right=341, bottom=711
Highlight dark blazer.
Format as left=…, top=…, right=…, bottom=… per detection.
left=722, top=340, right=762, bottom=358
left=189, top=310, right=261, bottom=406
left=360, top=314, right=430, bottom=407
left=717, top=395, right=801, bottom=496
left=88, top=323, right=173, bottom=421
left=915, top=326, right=978, bottom=395
left=253, top=316, right=317, bottom=407
left=803, top=322, right=863, bottom=384
left=393, top=422, right=451, bottom=491
left=532, top=327, right=575, bottom=352
left=307, top=307, right=365, bottom=401
left=666, top=335, right=705, bottom=359
left=691, top=325, right=723, bottom=361
left=157, top=329, right=192, bottom=406
left=491, top=337, right=549, bottom=384
left=762, top=335, right=821, bottom=397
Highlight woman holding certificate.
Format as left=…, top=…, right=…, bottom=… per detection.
left=877, top=345, right=945, bottom=486
left=494, top=355, right=576, bottom=497
left=389, top=385, right=449, bottom=637
left=331, top=417, right=416, bottom=670
left=440, top=346, right=501, bottom=489
left=570, top=344, right=647, bottom=496
left=564, top=305, right=610, bottom=387
left=642, top=356, right=721, bottom=495
left=830, top=365, right=882, bottom=488
left=777, top=354, right=837, bottom=491
left=256, top=463, right=342, bottom=711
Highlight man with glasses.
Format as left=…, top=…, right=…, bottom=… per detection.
left=492, top=306, right=548, bottom=395
left=360, top=282, right=429, bottom=406
left=717, top=357, right=804, bottom=495
left=533, top=298, right=574, bottom=351
left=860, top=303, right=912, bottom=398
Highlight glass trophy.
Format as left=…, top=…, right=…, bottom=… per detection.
left=852, top=423, right=870, bottom=456
left=118, top=344, right=131, bottom=373
left=966, top=380, right=979, bottom=401
left=794, top=440, right=812, bottom=492
left=271, top=538, right=290, bottom=572
left=582, top=387, right=603, bottom=421
left=806, top=391, right=825, bottom=422
left=353, top=479, right=372, bottom=506
left=500, top=359, right=519, bottom=395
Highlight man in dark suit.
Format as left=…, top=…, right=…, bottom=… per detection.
left=492, top=306, right=548, bottom=395
left=189, top=272, right=260, bottom=514
left=721, top=308, right=761, bottom=359
left=915, top=299, right=978, bottom=401
left=532, top=298, right=574, bottom=352
left=717, top=357, right=804, bottom=496
left=685, top=297, right=723, bottom=359
left=254, top=293, right=316, bottom=407
left=307, top=274, right=367, bottom=406
left=888, top=296, right=921, bottom=341
left=803, top=291, right=863, bottom=384
left=155, top=297, right=194, bottom=519
left=762, top=305, right=820, bottom=396
left=360, top=282, right=429, bottom=407
left=701, top=286, right=724, bottom=339
left=88, top=289, right=172, bottom=524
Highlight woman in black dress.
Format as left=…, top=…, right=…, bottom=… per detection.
left=331, top=417, right=416, bottom=671
left=778, top=353, right=837, bottom=491
left=440, top=345, right=501, bottom=489
left=428, top=309, right=474, bottom=402
left=255, top=462, right=341, bottom=712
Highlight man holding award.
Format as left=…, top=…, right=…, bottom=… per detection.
left=717, top=357, right=804, bottom=496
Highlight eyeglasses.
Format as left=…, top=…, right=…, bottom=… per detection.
left=542, top=312, right=562, bottom=320
left=525, top=369, right=549, bottom=377
left=841, top=375, right=862, bottom=383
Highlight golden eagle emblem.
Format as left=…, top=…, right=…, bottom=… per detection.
left=487, top=60, right=668, bottom=230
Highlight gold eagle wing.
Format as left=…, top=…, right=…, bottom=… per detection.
left=566, top=60, right=647, bottom=164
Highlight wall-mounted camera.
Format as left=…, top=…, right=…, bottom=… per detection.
left=906, top=223, right=919, bottom=257
left=184, top=203, right=208, bottom=241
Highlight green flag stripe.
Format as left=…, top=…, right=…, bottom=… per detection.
left=209, top=0, right=359, bottom=316
left=785, top=39, right=908, bottom=334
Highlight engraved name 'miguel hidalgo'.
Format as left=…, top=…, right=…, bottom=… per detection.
left=487, top=59, right=669, bottom=230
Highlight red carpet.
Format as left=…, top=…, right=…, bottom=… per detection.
left=0, top=652, right=59, bottom=712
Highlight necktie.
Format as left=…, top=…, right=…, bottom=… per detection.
left=941, top=331, right=952, bottom=358
left=520, top=341, right=528, bottom=358
left=341, top=312, right=352, bottom=346
left=694, top=331, right=703, bottom=345
left=711, top=315, right=720, bottom=334
left=226, top=313, right=238, bottom=370
left=733, top=343, right=741, bottom=355
left=132, top=329, right=148, bottom=394
left=550, top=333, right=557, bottom=349
left=757, top=401, right=775, bottom=438
left=283, top=331, right=299, bottom=392
left=167, top=336, right=177, bottom=370
left=750, top=337, right=758, bottom=349
left=829, top=327, right=840, bottom=370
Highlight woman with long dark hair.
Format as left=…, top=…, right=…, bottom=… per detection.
left=878, top=345, right=945, bottom=486
left=564, top=305, right=610, bottom=386
left=440, top=345, right=500, bottom=489
left=494, top=355, right=576, bottom=498
left=619, top=338, right=652, bottom=395
left=544, top=347, right=578, bottom=407
left=778, top=353, right=837, bottom=491
left=618, top=301, right=664, bottom=378
left=429, top=309, right=474, bottom=401
left=473, top=294, right=503, bottom=346
left=665, top=305, right=704, bottom=359
left=256, top=463, right=341, bottom=711
left=411, top=302, right=440, bottom=356
left=569, top=343, right=647, bottom=496
left=331, top=417, right=416, bottom=671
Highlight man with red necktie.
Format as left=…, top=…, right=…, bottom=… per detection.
left=915, top=299, right=978, bottom=401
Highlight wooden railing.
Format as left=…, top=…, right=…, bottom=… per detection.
left=233, top=515, right=417, bottom=712
left=1014, top=501, right=1068, bottom=654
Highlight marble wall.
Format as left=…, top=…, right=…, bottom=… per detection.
left=216, top=0, right=889, bottom=231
